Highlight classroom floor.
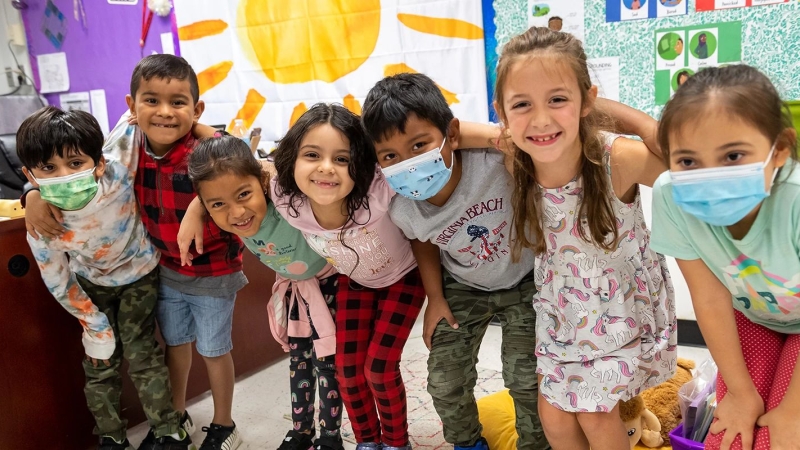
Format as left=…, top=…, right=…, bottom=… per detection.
left=127, top=310, right=711, bottom=450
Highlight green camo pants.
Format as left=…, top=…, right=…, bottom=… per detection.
left=77, top=269, right=180, bottom=441
left=427, top=272, right=549, bottom=449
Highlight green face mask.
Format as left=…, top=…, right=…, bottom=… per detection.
left=34, top=167, right=98, bottom=211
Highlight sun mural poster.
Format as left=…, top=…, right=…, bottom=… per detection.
left=695, top=0, right=787, bottom=11
left=606, top=0, right=687, bottom=22
left=172, top=0, right=489, bottom=142
left=654, top=21, right=742, bottom=105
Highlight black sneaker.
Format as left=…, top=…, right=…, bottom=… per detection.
left=152, top=430, right=195, bottom=450
left=140, top=411, right=196, bottom=450
left=278, top=430, right=314, bottom=450
left=313, top=436, right=344, bottom=450
left=181, top=411, right=196, bottom=436
left=200, top=423, right=242, bottom=450
left=99, top=436, right=134, bottom=450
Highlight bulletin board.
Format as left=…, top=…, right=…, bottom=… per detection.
left=492, top=0, right=800, bottom=119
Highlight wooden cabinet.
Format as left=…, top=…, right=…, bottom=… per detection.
left=0, top=218, right=283, bottom=450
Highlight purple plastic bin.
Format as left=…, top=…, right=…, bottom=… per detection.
left=669, top=424, right=705, bottom=450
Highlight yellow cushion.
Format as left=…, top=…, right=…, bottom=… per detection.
left=476, top=390, right=518, bottom=450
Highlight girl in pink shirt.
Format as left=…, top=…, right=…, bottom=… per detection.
left=271, top=103, right=424, bottom=450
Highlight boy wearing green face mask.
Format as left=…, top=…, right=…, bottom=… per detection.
left=16, top=106, right=192, bottom=450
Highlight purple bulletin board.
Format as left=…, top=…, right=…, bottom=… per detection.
left=20, top=0, right=177, bottom=124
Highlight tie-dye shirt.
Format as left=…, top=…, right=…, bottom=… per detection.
left=652, top=164, right=800, bottom=334
left=27, top=117, right=158, bottom=359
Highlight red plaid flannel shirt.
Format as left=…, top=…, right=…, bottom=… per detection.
left=134, top=133, right=243, bottom=277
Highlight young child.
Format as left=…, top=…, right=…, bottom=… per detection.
left=24, top=55, right=244, bottom=450
left=180, top=136, right=345, bottom=450
left=270, top=103, right=425, bottom=450
left=494, top=27, right=677, bottom=449
left=16, top=107, right=191, bottom=449
left=651, top=65, right=800, bottom=450
left=361, top=72, right=547, bottom=450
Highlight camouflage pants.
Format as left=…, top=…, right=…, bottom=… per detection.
left=427, top=272, right=549, bottom=450
left=77, top=269, right=180, bottom=441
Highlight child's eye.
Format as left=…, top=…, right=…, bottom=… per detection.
left=511, top=101, right=530, bottom=109
left=173, top=101, right=186, bottom=106
left=238, top=190, right=251, bottom=200
left=39, top=165, right=54, bottom=172
left=335, top=156, right=350, bottom=164
left=144, top=98, right=157, bottom=104
left=725, top=152, right=744, bottom=163
left=210, top=201, right=224, bottom=209
left=412, top=142, right=427, bottom=151
left=303, top=152, right=319, bottom=159
left=676, top=158, right=695, bottom=168
left=69, top=160, right=85, bottom=168
left=550, top=97, right=567, bottom=104
left=382, top=153, right=397, bottom=161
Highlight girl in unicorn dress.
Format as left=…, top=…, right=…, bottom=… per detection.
left=494, top=27, right=677, bottom=449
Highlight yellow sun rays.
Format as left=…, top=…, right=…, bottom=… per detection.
left=181, top=3, right=482, bottom=131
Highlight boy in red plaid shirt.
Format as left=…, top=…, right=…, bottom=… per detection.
left=25, top=55, right=245, bottom=450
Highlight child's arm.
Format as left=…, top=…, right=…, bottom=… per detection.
left=610, top=137, right=668, bottom=199
left=23, top=191, right=65, bottom=240
left=177, top=196, right=207, bottom=266
left=459, top=122, right=503, bottom=150
left=755, top=355, right=800, bottom=448
left=678, top=258, right=764, bottom=450
left=410, top=239, right=458, bottom=350
left=596, top=98, right=660, bottom=158
left=192, top=122, right=220, bottom=139
left=30, top=242, right=115, bottom=363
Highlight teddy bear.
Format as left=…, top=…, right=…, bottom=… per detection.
left=619, top=395, right=664, bottom=449
left=641, top=357, right=696, bottom=445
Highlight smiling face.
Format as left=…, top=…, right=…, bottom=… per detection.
left=23, top=148, right=106, bottom=186
left=293, top=123, right=355, bottom=209
left=126, top=76, right=204, bottom=156
left=197, top=172, right=267, bottom=238
left=498, top=56, right=594, bottom=169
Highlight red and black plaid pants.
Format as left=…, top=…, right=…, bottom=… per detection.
left=335, top=268, right=426, bottom=447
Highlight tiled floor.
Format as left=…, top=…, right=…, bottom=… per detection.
left=128, top=312, right=711, bottom=450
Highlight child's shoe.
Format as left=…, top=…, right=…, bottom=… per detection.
left=98, top=436, right=134, bottom=450
left=454, top=437, right=489, bottom=450
left=181, top=411, right=196, bottom=436
left=140, top=412, right=196, bottom=449
left=152, top=429, right=195, bottom=450
left=313, top=436, right=344, bottom=450
left=355, top=443, right=381, bottom=450
left=199, top=423, right=242, bottom=450
left=277, top=430, right=314, bottom=450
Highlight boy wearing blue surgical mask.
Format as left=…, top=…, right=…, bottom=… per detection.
left=652, top=65, right=800, bottom=450
left=16, top=106, right=192, bottom=450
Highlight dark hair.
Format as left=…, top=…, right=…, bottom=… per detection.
left=361, top=72, right=454, bottom=143
left=658, top=65, right=798, bottom=163
left=494, top=27, right=617, bottom=259
left=130, top=54, right=199, bottom=103
left=274, top=102, right=376, bottom=224
left=188, top=135, right=268, bottom=198
left=548, top=16, right=563, bottom=23
left=16, top=106, right=104, bottom=169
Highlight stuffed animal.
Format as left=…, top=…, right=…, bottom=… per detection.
left=619, top=395, right=664, bottom=449
left=640, top=357, right=696, bottom=444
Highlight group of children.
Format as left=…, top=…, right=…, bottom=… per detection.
left=17, top=24, right=799, bottom=450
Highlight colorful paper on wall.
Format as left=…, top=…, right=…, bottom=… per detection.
left=41, top=0, right=67, bottom=49
left=606, top=0, right=687, bottom=22
left=695, top=0, right=786, bottom=11
left=173, top=0, right=489, bottom=141
left=528, top=1, right=585, bottom=41
left=654, top=21, right=742, bottom=105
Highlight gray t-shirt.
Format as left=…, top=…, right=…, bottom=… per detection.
left=389, top=149, right=535, bottom=291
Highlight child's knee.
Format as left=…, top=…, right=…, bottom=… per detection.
left=575, top=410, right=621, bottom=436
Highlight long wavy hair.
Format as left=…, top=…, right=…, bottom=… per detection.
left=495, top=27, right=618, bottom=259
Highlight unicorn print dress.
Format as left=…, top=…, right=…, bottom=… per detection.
left=533, top=133, right=677, bottom=412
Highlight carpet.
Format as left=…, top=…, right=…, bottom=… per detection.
left=284, top=351, right=506, bottom=449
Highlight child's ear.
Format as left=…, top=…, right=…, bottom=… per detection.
left=493, top=100, right=506, bottom=125
left=193, top=100, right=205, bottom=123
left=21, top=166, right=39, bottom=187
left=447, top=118, right=460, bottom=150
left=774, top=127, right=797, bottom=168
left=94, top=155, right=107, bottom=179
left=125, top=95, right=136, bottom=116
left=582, top=86, right=599, bottom=118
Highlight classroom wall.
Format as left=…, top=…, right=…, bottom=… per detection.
left=0, top=2, right=33, bottom=96
left=493, top=0, right=800, bottom=321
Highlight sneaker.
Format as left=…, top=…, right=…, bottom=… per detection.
left=99, top=436, right=134, bottom=450
left=200, top=423, right=242, bottom=450
left=454, top=437, right=489, bottom=450
left=355, top=443, right=381, bottom=450
left=278, top=430, right=314, bottom=450
left=152, top=430, right=195, bottom=450
left=140, top=411, right=196, bottom=450
left=313, top=436, right=343, bottom=450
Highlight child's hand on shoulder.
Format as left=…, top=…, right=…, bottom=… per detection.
left=177, top=197, right=207, bottom=266
left=85, top=354, right=111, bottom=368
left=422, top=296, right=458, bottom=350
left=25, top=190, right=65, bottom=240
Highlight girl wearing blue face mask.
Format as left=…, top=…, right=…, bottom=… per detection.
left=651, top=65, right=800, bottom=450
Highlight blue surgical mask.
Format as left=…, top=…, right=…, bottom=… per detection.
left=670, top=144, right=778, bottom=226
left=381, top=138, right=453, bottom=200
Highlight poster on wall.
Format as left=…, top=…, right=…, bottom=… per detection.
left=696, top=0, right=786, bottom=11
left=606, top=0, right=687, bottom=22
left=528, top=0, right=585, bottom=41
left=588, top=57, right=620, bottom=102
left=654, top=21, right=742, bottom=105
left=173, top=0, right=489, bottom=141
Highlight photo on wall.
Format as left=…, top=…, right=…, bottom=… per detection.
left=696, top=0, right=786, bottom=11
left=528, top=0, right=585, bottom=41
left=607, top=0, right=687, bottom=22
left=654, top=21, right=742, bottom=104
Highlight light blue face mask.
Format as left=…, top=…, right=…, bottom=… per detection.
left=381, top=137, right=453, bottom=200
left=670, top=144, right=778, bottom=226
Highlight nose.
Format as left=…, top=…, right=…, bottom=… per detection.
left=530, top=106, right=551, bottom=129
left=231, top=204, right=247, bottom=219
left=157, top=102, right=173, bottom=117
left=317, top=157, right=335, bottom=173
